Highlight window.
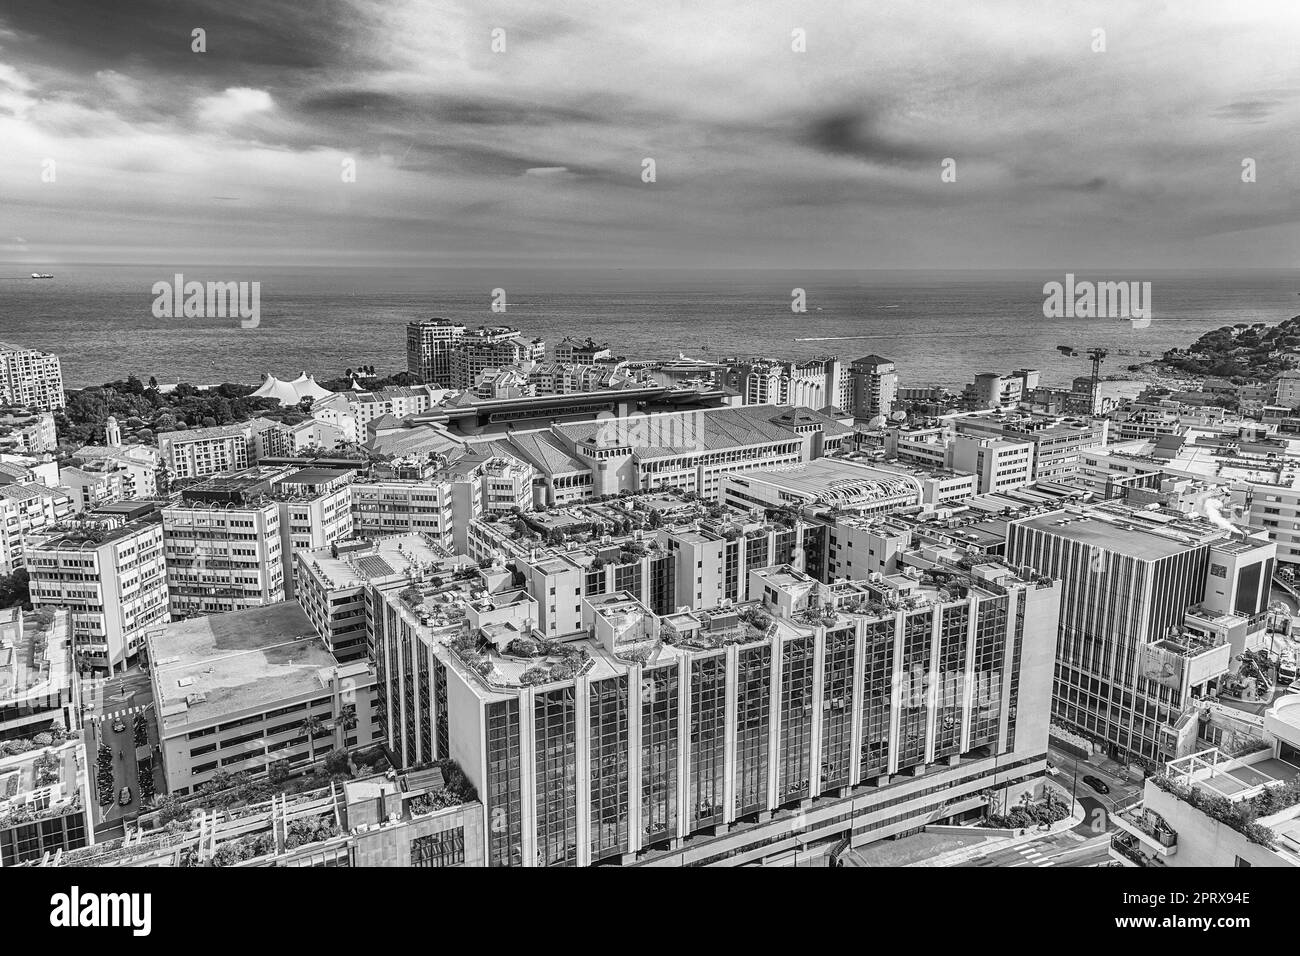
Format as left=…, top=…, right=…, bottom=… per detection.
left=411, top=827, right=465, bottom=867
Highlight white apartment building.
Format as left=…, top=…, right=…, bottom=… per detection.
left=948, top=434, right=1035, bottom=494
left=162, top=498, right=284, bottom=616
left=158, top=423, right=253, bottom=480
left=0, top=483, right=74, bottom=574
left=26, top=514, right=171, bottom=673
left=0, top=343, right=65, bottom=411
left=351, top=473, right=482, bottom=553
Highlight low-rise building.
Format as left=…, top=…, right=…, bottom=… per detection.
left=147, top=602, right=382, bottom=796
left=0, top=739, right=94, bottom=866
left=0, top=608, right=78, bottom=742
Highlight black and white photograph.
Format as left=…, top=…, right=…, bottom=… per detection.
left=0, top=0, right=1296, bottom=932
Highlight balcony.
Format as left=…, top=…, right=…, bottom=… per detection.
left=1113, top=805, right=1178, bottom=856
left=1109, top=833, right=1165, bottom=867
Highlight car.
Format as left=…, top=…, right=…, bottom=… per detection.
left=1082, top=775, right=1110, bottom=795
left=112, top=719, right=126, bottom=733
left=118, top=786, right=132, bottom=806
left=1045, top=761, right=1060, bottom=777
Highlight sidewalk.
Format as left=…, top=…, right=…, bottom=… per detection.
left=907, top=798, right=1087, bottom=867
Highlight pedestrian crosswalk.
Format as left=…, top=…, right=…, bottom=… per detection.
left=1014, top=844, right=1056, bottom=867
left=91, top=704, right=151, bottom=722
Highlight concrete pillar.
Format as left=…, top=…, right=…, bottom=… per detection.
left=960, top=596, right=978, bottom=754
left=887, top=611, right=904, bottom=775
left=723, top=645, right=739, bottom=824
left=809, top=626, right=826, bottom=798
left=849, top=617, right=866, bottom=787
left=576, top=676, right=592, bottom=868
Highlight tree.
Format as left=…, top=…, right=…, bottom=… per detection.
left=0, top=568, right=31, bottom=609
left=335, top=703, right=357, bottom=749
left=300, top=714, right=325, bottom=762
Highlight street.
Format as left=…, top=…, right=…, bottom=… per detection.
left=81, top=669, right=163, bottom=836
left=958, top=829, right=1113, bottom=868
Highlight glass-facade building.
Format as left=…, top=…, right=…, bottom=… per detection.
left=374, top=566, right=1060, bottom=867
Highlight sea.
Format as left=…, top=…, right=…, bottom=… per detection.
left=0, top=266, right=1296, bottom=390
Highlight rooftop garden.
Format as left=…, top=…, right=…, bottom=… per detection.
left=1150, top=772, right=1296, bottom=848
left=143, top=745, right=391, bottom=829
left=407, top=758, right=479, bottom=815
left=0, top=722, right=71, bottom=759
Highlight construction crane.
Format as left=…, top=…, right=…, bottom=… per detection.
left=1056, top=345, right=1108, bottom=414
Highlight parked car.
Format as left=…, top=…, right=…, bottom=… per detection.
left=118, top=786, right=132, bottom=806
left=1082, top=775, right=1110, bottom=795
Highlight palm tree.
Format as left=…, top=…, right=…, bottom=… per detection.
left=334, top=704, right=357, bottom=749
left=300, top=714, right=325, bottom=763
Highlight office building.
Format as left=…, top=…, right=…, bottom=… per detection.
left=162, top=477, right=284, bottom=616
left=1006, top=505, right=1272, bottom=764
left=296, top=533, right=470, bottom=662
left=26, top=512, right=170, bottom=674
left=372, top=555, right=1059, bottom=866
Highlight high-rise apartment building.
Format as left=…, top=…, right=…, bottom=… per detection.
left=849, top=355, right=897, bottom=422
left=406, top=319, right=467, bottom=388
left=0, top=343, right=65, bottom=411
left=449, top=327, right=545, bottom=390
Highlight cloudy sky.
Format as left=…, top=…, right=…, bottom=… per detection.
left=1, top=0, right=1298, bottom=270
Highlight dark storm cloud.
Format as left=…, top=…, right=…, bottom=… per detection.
left=0, top=0, right=1297, bottom=269
left=1212, top=100, right=1282, bottom=122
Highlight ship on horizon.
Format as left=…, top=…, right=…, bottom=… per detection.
left=30, top=272, right=53, bottom=279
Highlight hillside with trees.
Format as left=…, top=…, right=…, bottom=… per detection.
left=1156, top=315, right=1300, bottom=380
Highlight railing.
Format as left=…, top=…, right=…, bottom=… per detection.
left=1110, top=833, right=1163, bottom=867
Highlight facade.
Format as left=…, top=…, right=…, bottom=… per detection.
left=849, top=355, right=897, bottom=422
left=26, top=513, right=170, bottom=674
left=147, top=603, right=382, bottom=796
left=1006, top=506, right=1271, bottom=764
left=351, top=472, right=482, bottom=553
left=0, top=343, right=65, bottom=412
left=157, top=423, right=253, bottom=481
left=296, top=533, right=469, bottom=662
left=553, top=337, right=613, bottom=365
left=0, top=608, right=78, bottom=743
left=0, top=483, right=75, bottom=575
left=723, top=357, right=847, bottom=411
left=371, top=557, right=1059, bottom=866
left=271, top=468, right=355, bottom=599
left=951, top=412, right=1108, bottom=483
left=0, top=409, right=56, bottom=455
left=0, top=739, right=93, bottom=866
left=948, top=435, right=1035, bottom=495
left=162, top=491, right=284, bottom=617
left=723, top=457, right=922, bottom=517
left=406, top=319, right=467, bottom=388
left=449, top=326, right=546, bottom=390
